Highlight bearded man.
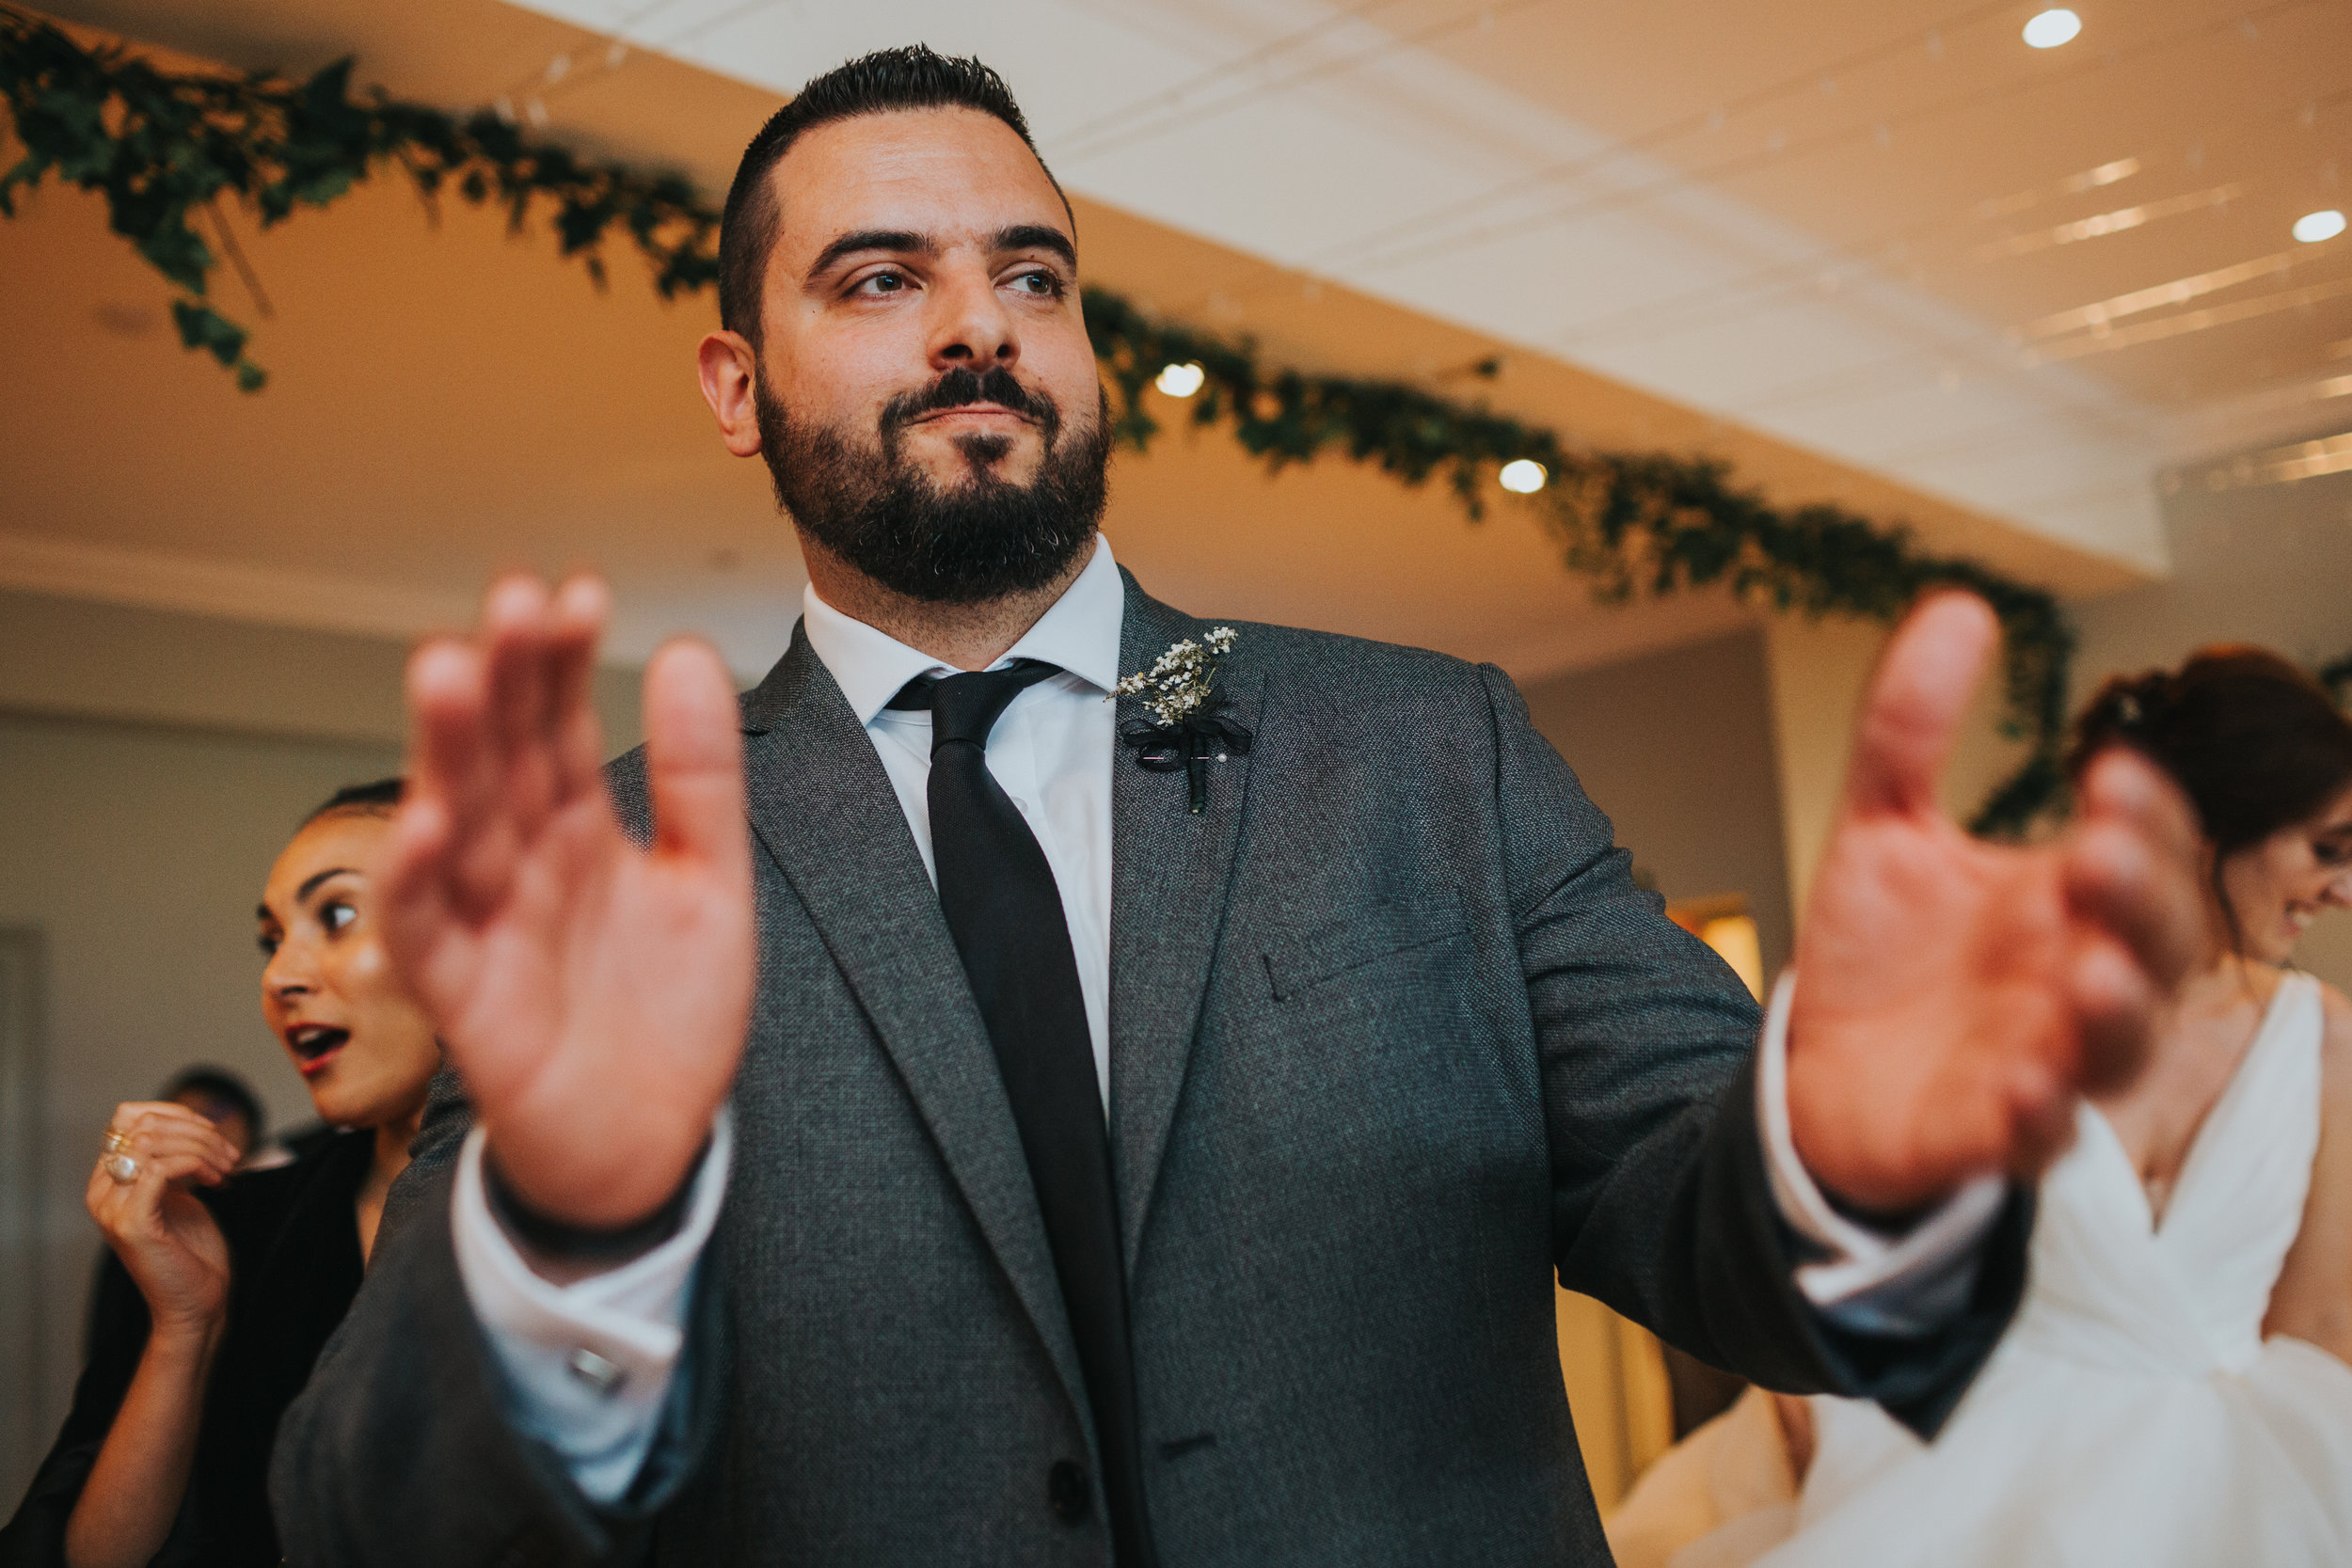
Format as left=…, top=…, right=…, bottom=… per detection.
left=272, top=46, right=2201, bottom=1568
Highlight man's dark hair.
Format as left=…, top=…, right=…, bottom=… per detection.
left=162, top=1065, right=265, bottom=1142
left=303, top=777, right=405, bottom=827
left=719, top=46, right=1067, bottom=345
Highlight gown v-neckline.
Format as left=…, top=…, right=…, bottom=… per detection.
left=2088, top=972, right=2302, bottom=1239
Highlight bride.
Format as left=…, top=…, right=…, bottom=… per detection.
left=1614, top=645, right=2352, bottom=1568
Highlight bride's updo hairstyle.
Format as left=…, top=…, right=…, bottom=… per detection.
left=2069, top=647, right=2352, bottom=943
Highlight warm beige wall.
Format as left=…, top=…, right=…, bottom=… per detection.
left=1518, top=628, right=1797, bottom=981
left=1760, top=615, right=1882, bottom=924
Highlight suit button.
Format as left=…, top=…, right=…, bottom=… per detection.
left=1048, top=1459, right=1091, bottom=1522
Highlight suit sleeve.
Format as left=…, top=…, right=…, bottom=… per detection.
left=1480, top=664, right=2031, bottom=1437
left=268, top=1068, right=732, bottom=1568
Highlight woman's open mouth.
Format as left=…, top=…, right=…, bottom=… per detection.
left=287, top=1023, right=350, bottom=1076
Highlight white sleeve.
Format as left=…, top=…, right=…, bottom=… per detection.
left=449, top=1109, right=732, bottom=1504
left=1756, top=974, right=2009, bottom=1337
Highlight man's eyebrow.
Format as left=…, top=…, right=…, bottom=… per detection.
left=806, top=229, right=935, bottom=278
left=993, top=224, right=1077, bottom=269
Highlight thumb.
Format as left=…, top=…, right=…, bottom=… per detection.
left=1842, top=592, right=2000, bottom=820
left=643, top=638, right=747, bottom=872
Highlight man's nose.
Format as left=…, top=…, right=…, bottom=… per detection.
left=927, top=267, right=1018, bottom=373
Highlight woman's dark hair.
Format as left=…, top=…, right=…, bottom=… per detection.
left=302, top=777, right=405, bottom=827
left=718, top=46, right=1068, bottom=347
left=161, top=1066, right=265, bottom=1141
left=2071, top=647, right=2352, bottom=940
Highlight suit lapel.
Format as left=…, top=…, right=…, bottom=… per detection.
left=737, top=629, right=1086, bottom=1418
left=1108, top=578, right=1265, bottom=1273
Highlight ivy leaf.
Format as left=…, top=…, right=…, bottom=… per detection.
left=170, top=298, right=246, bottom=365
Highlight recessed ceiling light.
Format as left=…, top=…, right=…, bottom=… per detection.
left=2023, top=8, right=2082, bottom=48
left=1153, top=362, right=1205, bottom=397
left=1499, top=459, right=1548, bottom=494
left=2293, top=209, right=2347, bottom=244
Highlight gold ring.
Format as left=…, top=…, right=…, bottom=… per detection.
left=102, top=1127, right=133, bottom=1154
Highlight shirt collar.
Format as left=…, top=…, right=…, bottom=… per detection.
left=800, top=533, right=1126, bottom=728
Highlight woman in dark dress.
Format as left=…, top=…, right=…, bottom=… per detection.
left=1, top=780, right=438, bottom=1568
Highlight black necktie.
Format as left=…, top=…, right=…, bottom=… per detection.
left=888, top=662, right=1157, bottom=1566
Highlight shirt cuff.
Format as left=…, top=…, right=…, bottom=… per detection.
left=451, top=1109, right=732, bottom=1503
left=1757, top=972, right=2007, bottom=1336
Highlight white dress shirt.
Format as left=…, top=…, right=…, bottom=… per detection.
left=452, top=533, right=1998, bottom=1501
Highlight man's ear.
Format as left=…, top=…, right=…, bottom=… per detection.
left=698, top=330, right=763, bottom=458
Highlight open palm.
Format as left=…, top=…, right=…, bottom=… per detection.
left=379, top=577, right=753, bottom=1228
left=1787, top=594, right=2204, bottom=1213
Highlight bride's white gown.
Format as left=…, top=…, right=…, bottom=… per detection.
left=1754, top=971, right=2352, bottom=1568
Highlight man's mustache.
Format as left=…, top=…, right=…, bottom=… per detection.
left=880, top=366, right=1060, bottom=444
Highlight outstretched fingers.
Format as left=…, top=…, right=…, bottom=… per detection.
left=2072, top=748, right=2205, bottom=976
left=2057, top=750, right=2206, bottom=1094
left=397, top=633, right=505, bottom=924
left=1842, top=592, right=2001, bottom=821
left=547, top=576, right=612, bottom=802
left=484, top=576, right=563, bottom=837
left=642, top=637, right=747, bottom=882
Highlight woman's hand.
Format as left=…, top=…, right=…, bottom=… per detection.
left=65, top=1105, right=243, bottom=1568
left=85, top=1102, right=239, bottom=1336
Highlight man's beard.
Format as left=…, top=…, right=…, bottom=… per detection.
left=755, top=364, right=1112, bottom=605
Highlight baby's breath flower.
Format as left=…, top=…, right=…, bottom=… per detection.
left=1115, top=627, right=1241, bottom=727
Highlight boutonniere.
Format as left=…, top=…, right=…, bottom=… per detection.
left=1115, top=626, right=1253, bottom=815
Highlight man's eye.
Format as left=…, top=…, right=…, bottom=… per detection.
left=1011, top=270, right=1062, bottom=296
left=857, top=270, right=908, bottom=295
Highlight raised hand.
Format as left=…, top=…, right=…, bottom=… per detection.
left=378, top=576, right=753, bottom=1231
left=1787, top=593, right=2205, bottom=1214
left=86, top=1101, right=238, bottom=1333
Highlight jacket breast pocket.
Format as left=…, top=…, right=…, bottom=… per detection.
left=1263, top=891, right=1470, bottom=1003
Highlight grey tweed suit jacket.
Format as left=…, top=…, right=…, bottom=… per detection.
left=273, top=573, right=2029, bottom=1567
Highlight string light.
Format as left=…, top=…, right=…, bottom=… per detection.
left=1499, top=458, right=1547, bottom=493
left=2294, top=209, right=2347, bottom=244
left=2022, top=8, right=2081, bottom=48
left=1154, top=362, right=1206, bottom=397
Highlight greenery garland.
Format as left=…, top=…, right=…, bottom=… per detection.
left=0, top=6, right=715, bottom=389
left=0, top=5, right=2074, bottom=832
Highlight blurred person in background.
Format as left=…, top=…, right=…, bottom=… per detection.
left=0, top=779, right=438, bottom=1568
left=158, top=1069, right=264, bottom=1165
left=1611, top=647, right=2352, bottom=1568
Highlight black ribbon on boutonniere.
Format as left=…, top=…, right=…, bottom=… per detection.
left=1120, top=703, right=1253, bottom=815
